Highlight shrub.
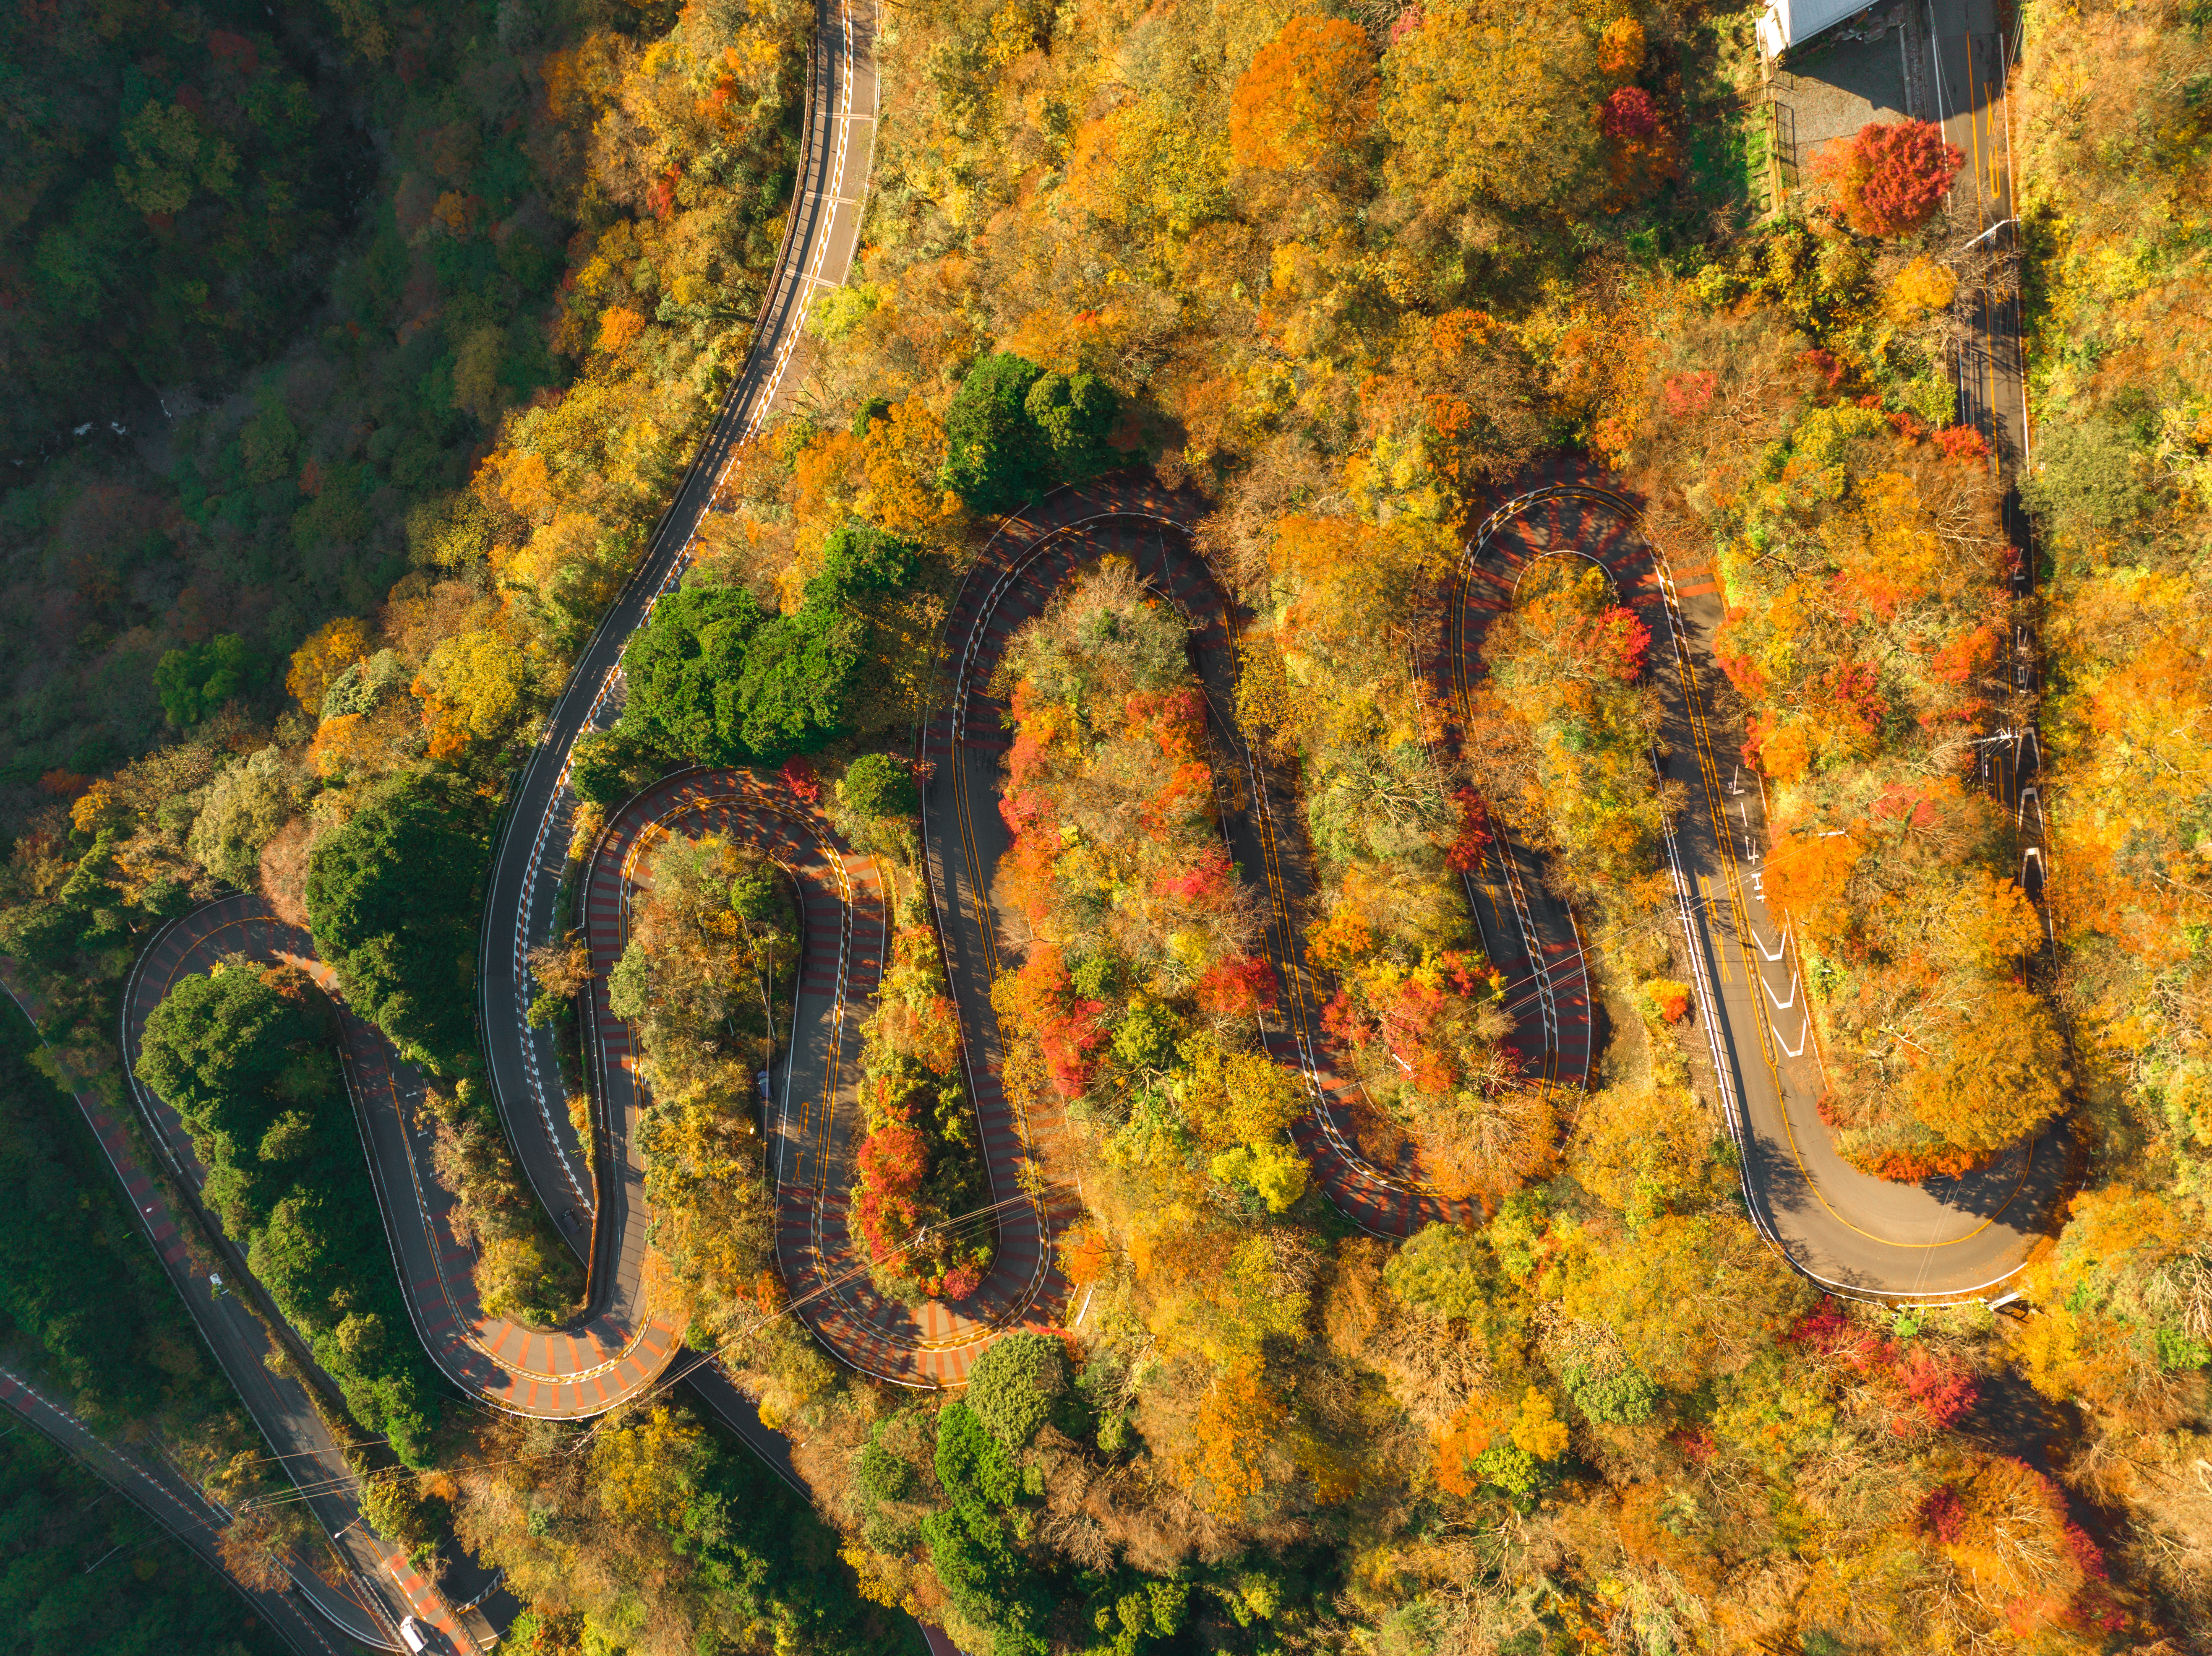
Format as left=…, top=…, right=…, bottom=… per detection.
left=1642, top=978, right=1690, bottom=1023
left=856, top=1439, right=916, bottom=1505
left=840, top=752, right=918, bottom=819
left=2022, top=415, right=2152, bottom=539
left=1383, top=1220, right=1496, bottom=1323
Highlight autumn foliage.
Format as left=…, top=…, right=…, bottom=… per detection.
left=1813, top=120, right=1964, bottom=237
left=1228, top=17, right=1376, bottom=173
left=851, top=922, right=992, bottom=1301
left=1463, top=557, right=1672, bottom=906
left=1651, top=391, right=2058, bottom=1178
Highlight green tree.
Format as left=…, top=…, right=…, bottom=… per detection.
left=942, top=352, right=1051, bottom=513
left=964, top=1333, right=1069, bottom=1450
left=608, top=939, right=652, bottom=1023
left=616, top=584, right=767, bottom=766
left=569, top=730, right=634, bottom=807
left=616, top=521, right=925, bottom=769
left=153, top=633, right=258, bottom=727
left=188, top=746, right=296, bottom=890
left=1563, top=1360, right=1660, bottom=1424
left=0, top=1434, right=290, bottom=1656
left=840, top=752, right=918, bottom=818
left=922, top=1403, right=1049, bottom=1653
left=135, top=964, right=440, bottom=1465
left=0, top=1003, right=178, bottom=1419
left=935, top=1401, right=1023, bottom=1508
left=733, top=606, right=861, bottom=759
left=303, top=771, right=486, bottom=1072
left=805, top=519, right=922, bottom=610
left=1024, top=370, right=1119, bottom=476
left=1384, top=1220, right=1498, bottom=1322
left=941, top=355, right=1123, bottom=513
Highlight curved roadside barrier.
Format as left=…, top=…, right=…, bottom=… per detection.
left=37, top=5, right=878, bottom=1649
left=579, top=768, right=1063, bottom=1388
left=472, top=0, right=881, bottom=1419
left=919, top=478, right=1496, bottom=1253
left=1456, top=462, right=2063, bottom=1302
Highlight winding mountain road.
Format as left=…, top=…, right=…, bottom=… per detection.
left=120, top=897, right=678, bottom=1419
left=81, top=26, right=2062, bottom=1656
left=468, top=0, right=880, bottom=1426
left=0, top=1362, right=355, bottom=1656
left=51, top=3, right=879, bottom=1647
left=579, top=477, right=1500, bottom=1390
left=1450, top=464, right=2063, bottom=1300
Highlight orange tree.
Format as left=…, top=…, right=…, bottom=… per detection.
left=1228, top=17, right=1377, bottom=174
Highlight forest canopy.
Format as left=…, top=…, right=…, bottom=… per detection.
left=2, top=0, right=2209, bottom=1651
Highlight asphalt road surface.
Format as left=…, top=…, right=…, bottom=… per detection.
left=470, top=0, right=875, bottom=1469
left=0, top=1362, right=357, bottom=1656
left=18, top=2, right=883, bottom=1647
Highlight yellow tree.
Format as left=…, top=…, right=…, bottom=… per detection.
left=589, top=1404, right=702, bottom=1535
left=413, top=627, right=535, bottom=755
left=286, top=617, right=370, bottom=713
left=1174, top=1036, right=1304, bottom=1150
left=1907, top=980, right=2068, bottom=1165
left=2016, top=1185, right=2206, bottom=1424
left=1433, top=1388, right=1569, bottom=1497
left=1381, top=0, right=1605, bottom=216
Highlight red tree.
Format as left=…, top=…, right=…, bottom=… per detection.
left=1815, top=120, right=1964, bottom=237
left=1600, top=86, right=1657, bottom=142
